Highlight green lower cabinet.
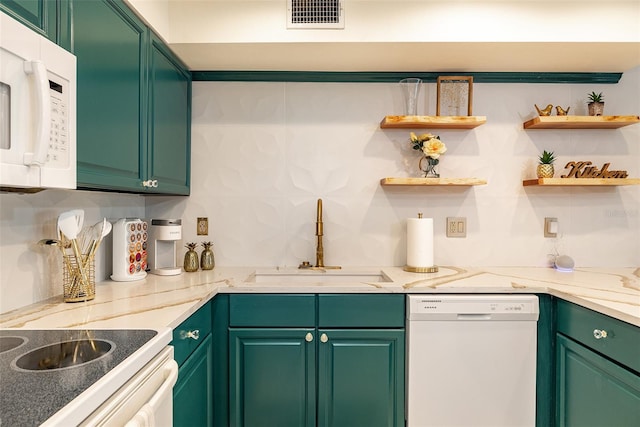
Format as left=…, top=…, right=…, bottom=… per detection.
left=173, top=333, right=213, bottom=427
left=229, top=328, right=316, bottom=427
left=317, top=329, right=405, bottom=427
left=556, top=334, right=640, bottom=427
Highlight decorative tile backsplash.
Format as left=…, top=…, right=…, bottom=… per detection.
left=148, top=70, right=640, bottom=270
left=2, top=68, right=639, bottom=312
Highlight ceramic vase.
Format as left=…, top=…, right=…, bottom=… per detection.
left=588, top=102, right=604, bottom=116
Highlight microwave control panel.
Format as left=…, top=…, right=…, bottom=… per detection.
left=46, top=79, right=69, bottom=168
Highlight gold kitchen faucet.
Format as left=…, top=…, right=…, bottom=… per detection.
left=299, top=198, right=341, bottom=270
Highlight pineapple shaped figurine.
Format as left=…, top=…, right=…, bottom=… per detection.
left=537, top=150, right=556, bottom=178
left=200, top=241, right=215, bottom=270
left=183, top=242, right=199, bottom=272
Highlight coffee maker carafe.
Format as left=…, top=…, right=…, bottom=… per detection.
left=148, top=219, right=182, bottom=275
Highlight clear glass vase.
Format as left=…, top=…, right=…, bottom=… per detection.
left=400, top=78, right=422, bottom=116
left=419, top=156, right=440, bottom=178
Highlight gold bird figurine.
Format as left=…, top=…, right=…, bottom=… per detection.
left=535, top=104, right=553, bottom=116
left=555, top=105, right=570, bottom=116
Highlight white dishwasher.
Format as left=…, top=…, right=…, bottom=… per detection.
left=406, top=295, right=539, bottom=427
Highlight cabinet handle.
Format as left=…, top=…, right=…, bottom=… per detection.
left=305, top=332, right=313, bottom=342
left=180, top=329, right=200, bottom=340
left=151, top=180, right=158, bottom=188
left=142, top=179, right=159, bottom=188
left=320, top=333, right=328, bottom=343
left=593, top=329, right=608, bottom=340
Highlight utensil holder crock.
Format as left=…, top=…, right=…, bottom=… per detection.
left=63, top=253, right=95, bottom=302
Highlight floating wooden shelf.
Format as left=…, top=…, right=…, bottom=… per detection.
left=523, top=178, right=640, bottom=186
left=523, top=115, right=640, bottom=129
left=380, top=115, right=487, bottom=129
left=381, top=177, right=487, bottom=186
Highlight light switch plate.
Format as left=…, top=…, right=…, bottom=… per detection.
left=446, top=217, right=466, bottom=238
left=197, top=217, right=208, bottom=235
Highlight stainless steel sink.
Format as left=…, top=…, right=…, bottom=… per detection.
left=251, top=268, right=392, bottom=284
left=13, top=339, right=113, bottom=371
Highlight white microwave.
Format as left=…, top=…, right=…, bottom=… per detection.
left=0, top=12, right=76, bottom=191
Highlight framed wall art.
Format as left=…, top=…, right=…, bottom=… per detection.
left=436, top=76, right=473, bottom=116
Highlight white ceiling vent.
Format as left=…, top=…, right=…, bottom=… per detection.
left=287, top=0, right=344, bottom=29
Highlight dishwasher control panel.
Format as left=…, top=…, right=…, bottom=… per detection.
left=407, top=295, right=539, bottom=321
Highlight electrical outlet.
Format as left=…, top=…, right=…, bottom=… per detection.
left=446, top=217, right=466, bottom=238
left=197, top=217, right=208, bottom=235
left=544, top=217, right=557, bottom=238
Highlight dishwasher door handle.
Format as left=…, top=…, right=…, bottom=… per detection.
left=456, top=314, right=492, bottom=320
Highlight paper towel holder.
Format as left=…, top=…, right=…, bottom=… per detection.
left=404, top=213, right=438, bottom=273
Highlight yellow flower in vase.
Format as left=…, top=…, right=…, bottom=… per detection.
left=409, top=132, right=447, bottom=178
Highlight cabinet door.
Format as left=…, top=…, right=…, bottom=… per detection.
left=73, top=0, right=147, bottom=192
left=229, top=328, right=316, bottom=427
left=147, top=35, right=190, bottom=195
left=317, top=329, right=405, bottom=427
left=0, top=0, right=56, bottom=40
left=556, top=334, right=640, bottom=427
left=173, top=333, right=213, bottom=427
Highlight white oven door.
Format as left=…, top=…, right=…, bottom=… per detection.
left=80, top=346, right=178, bottom=427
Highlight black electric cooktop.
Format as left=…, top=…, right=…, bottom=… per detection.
left=0, top=329, right=157, bottom=426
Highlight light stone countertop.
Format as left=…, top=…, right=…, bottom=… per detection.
left=0, top=266, right=638, bottom=329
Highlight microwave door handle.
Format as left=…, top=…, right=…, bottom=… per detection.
left=23, top=60, right=50, bottom=166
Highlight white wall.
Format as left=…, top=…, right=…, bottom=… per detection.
left=148, top=67, right=640, bottom=269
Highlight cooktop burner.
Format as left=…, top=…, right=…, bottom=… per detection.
left=0, top=329, right=157, bottom=426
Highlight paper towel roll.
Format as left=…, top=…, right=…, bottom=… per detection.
left=407, top=217, right=434, bottom=268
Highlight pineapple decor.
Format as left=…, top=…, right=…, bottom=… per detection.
left=537, top=150, right=556, bottom=178
left=183, top=242, right=199, bottom=272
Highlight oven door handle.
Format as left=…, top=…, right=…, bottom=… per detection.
left=124, top=359, right=179, bottom=427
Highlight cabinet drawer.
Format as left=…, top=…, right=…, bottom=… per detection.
left=556, top=299, right=640, bottom=373
left=229, top=294, right=316, bottom=327
left=173, top=302, right=212, bottom=366
left=318, top=294, right=405, bottom=328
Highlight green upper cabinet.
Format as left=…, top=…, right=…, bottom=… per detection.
left=73, top=0, right=190, bottom=195
left=73, top=0, right=146, bottom=192
left=0, top=0, right=71, bottom=49
left=147, top=34, right=191, bottom=195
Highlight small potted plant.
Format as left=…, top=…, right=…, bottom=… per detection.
left=587, top=91, right=604, bottom=116
left=537, top=150, right=556, bottom=178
